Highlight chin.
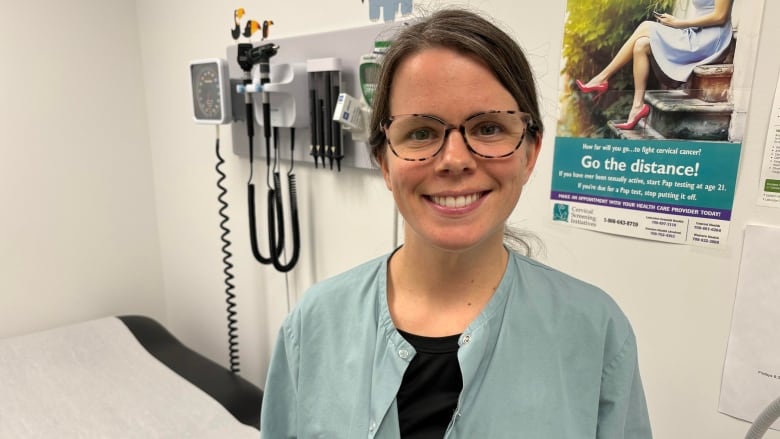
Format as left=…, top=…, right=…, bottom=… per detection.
left=420, top=228, right=504, bottom=253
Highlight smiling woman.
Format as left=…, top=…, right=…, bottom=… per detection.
left=259, top=7, right=653, bottom=438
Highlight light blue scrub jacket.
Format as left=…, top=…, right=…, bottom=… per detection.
left=260, top=251, right=652, bottom=438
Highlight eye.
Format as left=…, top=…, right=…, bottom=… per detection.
left=397, top=118, right=443, bottom=145
left=409, top=127, right=435, bottom=141
left=476, top=122, right=504, bottom=136
left=470, top=120, right=507, bottom=141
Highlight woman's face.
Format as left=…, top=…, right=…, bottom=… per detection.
left=379, top=46, right=541, bottom=253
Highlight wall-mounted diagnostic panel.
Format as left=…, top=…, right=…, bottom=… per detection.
left=225, top=22, right=398, bottom=171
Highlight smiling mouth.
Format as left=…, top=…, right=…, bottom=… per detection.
left=430, top=192, right=484, bottom=208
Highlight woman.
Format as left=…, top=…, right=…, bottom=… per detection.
left=261, top=7, right=652, bottom=438
left=577, top=0, right=733, bottom=129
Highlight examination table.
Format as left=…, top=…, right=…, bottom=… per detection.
left=0, top=315, right=262, bottom=438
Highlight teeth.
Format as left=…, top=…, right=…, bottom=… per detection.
left=431, top=193, right=480, bottom=208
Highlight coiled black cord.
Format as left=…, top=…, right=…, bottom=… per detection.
left=215, top=130, right=240, bottom=374
left=247, top=117, right=283, bottom=264
left=248, top=105, right=284, bottom=264
left=267, top=172, right=300, bottom=272
left=266, top=127, right=300, bottom=273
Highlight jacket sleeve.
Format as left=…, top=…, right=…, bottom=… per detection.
left=596, top=329, right=653, bottom=438
left=260, top=322, right=299, bottom=438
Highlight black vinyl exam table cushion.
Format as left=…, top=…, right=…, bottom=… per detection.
left=118, top=315, right=263, bottom=429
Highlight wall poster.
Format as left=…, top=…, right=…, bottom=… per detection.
left=551, top=0, right=764, bottom=247
left=757, top=72, right=780, bottom=207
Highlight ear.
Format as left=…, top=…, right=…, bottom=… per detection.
left=521, top=133, right=542, bottom=184
left=377, top=152, right=393, bottom=191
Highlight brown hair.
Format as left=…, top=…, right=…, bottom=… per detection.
left=368, top=7, right=544, bottom=164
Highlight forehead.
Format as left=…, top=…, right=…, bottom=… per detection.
left=388, top=47, right=516, bottom=117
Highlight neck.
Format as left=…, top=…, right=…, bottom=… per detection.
left=393, top=242, right=507, bottom=294
left=386, top=238, right=509, bottom=336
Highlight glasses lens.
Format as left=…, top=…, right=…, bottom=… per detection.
left=384, top=115, right=445, bottom=161
left=464, top=112, right=527, bottom=158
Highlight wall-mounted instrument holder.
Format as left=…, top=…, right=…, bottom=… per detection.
left=254, top=62, right=310, bottom=129
left=226, top=22, right=398, bottom=171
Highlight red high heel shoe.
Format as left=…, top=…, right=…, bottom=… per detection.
left=614, top=104, right=650, bottom=130
left=575, top=79, right=609, bottom=100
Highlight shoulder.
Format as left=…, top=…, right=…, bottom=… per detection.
left=282, top=253, right=389, bottom=333
left=506, top=252, right=633, bottom=341
left=300, top=254, right=387, bottom=305
left=508, top=252, right=618, bottom=304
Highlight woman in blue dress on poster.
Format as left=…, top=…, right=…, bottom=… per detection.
left=576, top=0, right=734, bottom=129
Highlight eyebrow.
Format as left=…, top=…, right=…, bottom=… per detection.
left=391, top=109, right=524, bottom=124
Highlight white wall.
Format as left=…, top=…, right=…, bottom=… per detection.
left=0, top=0, right=164, bottom=337
left=2, top=0, right=778, bottom=437
left=133, top=0, right=398, bottom=388
left=136, top=0, right=780, bottom=437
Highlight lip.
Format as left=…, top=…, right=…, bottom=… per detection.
left=426, top=191, right=488, bottom=212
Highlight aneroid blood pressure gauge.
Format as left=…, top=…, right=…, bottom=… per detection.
left=189, top=58, right=232, bottom=124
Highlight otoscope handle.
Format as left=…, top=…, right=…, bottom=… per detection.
left=240, top=75, right=255, bottom=139
left=331, top=72, right=342, bottom=171
left=259, top=62, right=273, bottom=141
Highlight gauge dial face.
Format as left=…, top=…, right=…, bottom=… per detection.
left=191, top=62, right=223, bottom=121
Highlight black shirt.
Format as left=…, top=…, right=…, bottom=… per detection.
left=396, top=329, right=463, bottom=438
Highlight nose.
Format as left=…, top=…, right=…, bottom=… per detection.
left=436, top=127, right=475, bottom=172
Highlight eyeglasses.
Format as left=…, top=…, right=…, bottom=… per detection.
left=382, top=110, right=533, bottom=162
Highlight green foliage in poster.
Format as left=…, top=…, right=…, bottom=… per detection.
left=560, top=0, right=676, bottom=137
